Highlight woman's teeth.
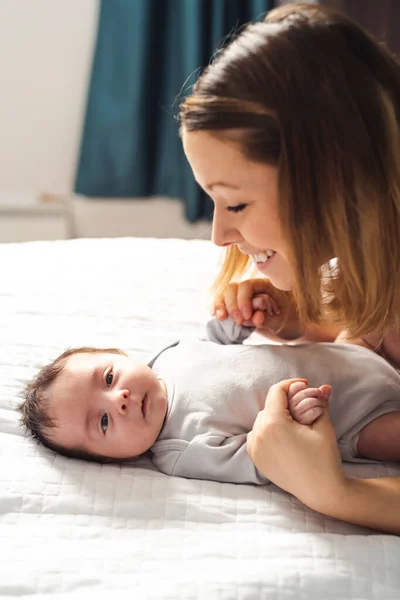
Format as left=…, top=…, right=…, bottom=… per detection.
left=252, top=250, right=275, bottom=263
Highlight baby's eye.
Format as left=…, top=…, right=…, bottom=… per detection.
left=227, top=203, right=247, bottom=213
left=101, top=413, right=108, bottom=433
left=106, top=371, right=113, bottom=387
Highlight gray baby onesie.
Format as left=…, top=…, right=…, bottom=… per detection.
left=150, top=319, right=400, bottom=485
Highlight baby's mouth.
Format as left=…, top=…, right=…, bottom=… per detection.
left=141, top=395, right=148, bottom=418
left=251, top=250, right=276, bottom=265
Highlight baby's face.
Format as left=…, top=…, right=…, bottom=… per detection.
left=47, top=352, right=168, bottom=459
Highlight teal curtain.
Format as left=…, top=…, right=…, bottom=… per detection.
left=75, top=0, right=273, bottom=222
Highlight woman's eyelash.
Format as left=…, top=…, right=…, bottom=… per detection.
left=106, top=371, right=113, bottom=387
left=227, top=203, right=247, bottom=213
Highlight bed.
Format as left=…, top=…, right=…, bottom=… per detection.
left=1, top=236, right=400, bottom=599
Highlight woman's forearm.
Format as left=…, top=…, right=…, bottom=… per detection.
left=313, top=476, right=400, bottom=535
left=259, top=303, right=340, bottom=342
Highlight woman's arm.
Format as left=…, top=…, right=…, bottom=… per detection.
left=318, top=477, right=400, bottom=535
left=362, top=329, right=400, bottom=370
left=334, top=328, right=400, bottom=369
left=246, top=379, right=400, bottom=535
left=212, top=278, right=341, bottom=343
left=212, top=278, right=398, bottom=355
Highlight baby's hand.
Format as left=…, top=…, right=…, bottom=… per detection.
left=288, top=381, right=331, bottom=425
left=251, top=293, right=280, bottom=320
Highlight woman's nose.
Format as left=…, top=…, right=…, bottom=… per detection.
left=211, top=210, right=242, bottom=247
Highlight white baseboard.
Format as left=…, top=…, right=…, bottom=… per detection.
left=0, top=193, right=212, bottom=243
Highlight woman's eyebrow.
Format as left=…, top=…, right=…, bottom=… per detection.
left=206, top=181, right=240, bottom=191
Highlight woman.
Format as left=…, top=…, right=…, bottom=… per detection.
left=179, top=3, right=400, bottom=533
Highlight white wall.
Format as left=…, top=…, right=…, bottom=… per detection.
left=0, top=0, right=99, bottom=199
left=0, top=0, right=211, bottom=241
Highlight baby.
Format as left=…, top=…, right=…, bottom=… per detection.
left=19, top=318, right=400, bottom=485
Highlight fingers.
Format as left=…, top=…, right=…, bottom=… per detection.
left=250, top=294, right=281, bottom=327
left=252, top=294, right=280, bottom=317
left=246, top=429, right=256, bottom=462
left=247, top=379, right=318, bottom=466
left=210, top=302, right=227, bottom=320
left=311, top=395, right=333, bottom=426
left=237, top=280, right=258, bottom=321
left=212, top=283, right=239, bottom=320
left=288, top=381, right=307, bottom=399
left=289, top=386, right=324, bottom=408
left=213, top=283, right=241, bottom=323
left=223, top=283, right=243, bottom=323
left=289, top=383, right=331, bottom=404
left=288, top=383, right=331, bottom=425
left=290, top=396, right=325, bottom=424
left=294, top=406, right=325, bottom=425
left=251, top=310, right=267, bottom=328
left=265, top=378, right=308, bottom=417
left=247, top=392, right=344, bottom=507
left=268, top=378, right=308, bottom=396
left=319, top=384, right=332, bottom=400
left=210, top=298, right=228, bottom=320
left=211, top=279, right=277, bottom=325
left=296, top=391, right=333, bottom=429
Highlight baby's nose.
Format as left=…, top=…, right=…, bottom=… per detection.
left=115, top=389, right=130, bottom=414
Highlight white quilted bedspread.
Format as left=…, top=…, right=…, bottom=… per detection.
left=1, top=237, right=400, bottom=600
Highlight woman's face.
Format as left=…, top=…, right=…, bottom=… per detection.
left=183, top=130, right=294, bottom=290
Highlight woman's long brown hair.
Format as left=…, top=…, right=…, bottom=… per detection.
left=179, top=3, right=400, bottom=338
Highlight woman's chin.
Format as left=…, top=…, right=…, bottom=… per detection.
left=256, top=261, right=293, bottom=291
left=270, top=277, right=293, bottom=291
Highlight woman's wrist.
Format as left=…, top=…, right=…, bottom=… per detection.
left=305, top=476, right=400, bottom=534
left=306, top=476, right=354, bottom=519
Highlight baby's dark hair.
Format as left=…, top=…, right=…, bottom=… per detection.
left=18, top=347, right=126, bottom=463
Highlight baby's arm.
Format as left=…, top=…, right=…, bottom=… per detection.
left=288, top=381, right=331, bottom=425
left=205, top=316, right=255, bottom=345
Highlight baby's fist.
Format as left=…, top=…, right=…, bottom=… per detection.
left=288, top=381, right=331, bottom=425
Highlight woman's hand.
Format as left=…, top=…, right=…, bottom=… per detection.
left=211, top=278, right=301, bottom=338
left=211, top=278, right=280, bottom=326
left=246, top=379, right=346, bottom=512
left=211, top=278, right=340, bottom=342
